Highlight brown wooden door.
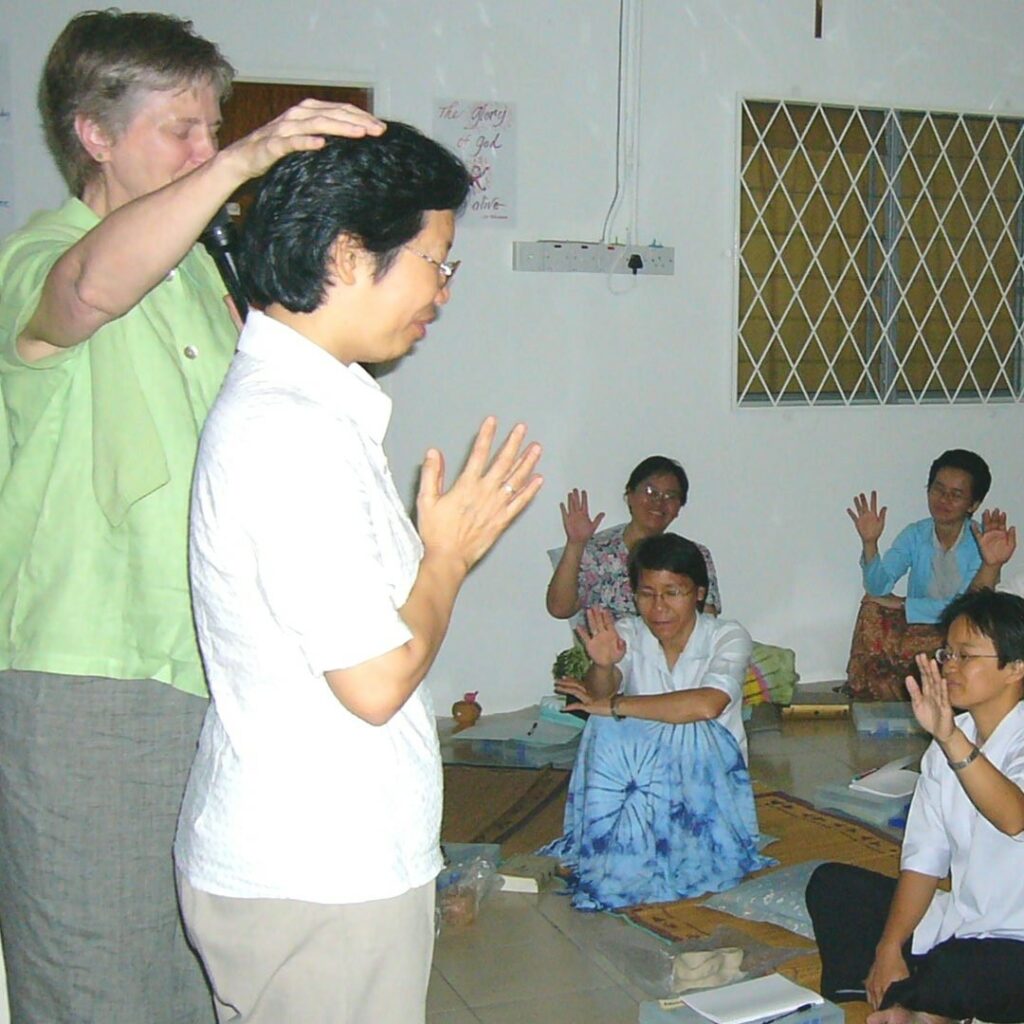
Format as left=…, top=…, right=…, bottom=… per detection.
left=219, top=81, right=374, bottom=216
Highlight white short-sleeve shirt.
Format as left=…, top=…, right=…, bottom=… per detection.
left=175, top=312, right=441, bottom=904
left=614, top=613, right=753, bottom=762
left=901, top=702, right=1024, bottom=953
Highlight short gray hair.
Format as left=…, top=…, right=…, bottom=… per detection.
left=40, top=8, right=234, bottom=195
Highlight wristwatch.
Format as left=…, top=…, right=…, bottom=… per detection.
left=947, top=745, right=982, bottom=772
left=609, top=693, right=626, bottom=721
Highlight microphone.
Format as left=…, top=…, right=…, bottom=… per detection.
left=200, top=205, right=249, bottom=322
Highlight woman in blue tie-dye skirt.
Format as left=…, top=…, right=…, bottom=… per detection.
left=540, top=534, right=774, bottom=911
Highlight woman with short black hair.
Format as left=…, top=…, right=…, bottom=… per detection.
left=176, top=124, right=542, bottom=1023
left=845, top=449, right=993, bottom=700
left=809, top=589, right=1024, bottom=1023
left=541, top=534, right=771, bottom=910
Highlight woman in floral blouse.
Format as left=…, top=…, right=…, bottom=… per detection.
left=546, top=455, right=720, bottom=626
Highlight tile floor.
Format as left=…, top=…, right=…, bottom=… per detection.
left=429, top=691, right=929, bottom=1024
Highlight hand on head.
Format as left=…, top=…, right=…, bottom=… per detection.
left=416, top=417, right=543, bottom=575
left=847, top=491, right=887, bottom=543
left=224, top=99, right=386, bottom=182
left=560, top=489, right=605, bottom=544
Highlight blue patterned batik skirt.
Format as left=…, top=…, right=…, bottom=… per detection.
left=539, top=715, right=774, bottom=911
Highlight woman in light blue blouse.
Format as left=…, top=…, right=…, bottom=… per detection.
left=845, top=449, right=990, bottom=700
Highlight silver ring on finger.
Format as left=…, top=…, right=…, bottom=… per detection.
left=502, top=483, right=515, bottom=496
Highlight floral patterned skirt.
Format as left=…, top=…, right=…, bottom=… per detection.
left=845, top=600, right=944, bottom=702
left=538, top=716, right=774, bottom=911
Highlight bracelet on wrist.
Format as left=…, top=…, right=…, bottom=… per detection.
left=609, top=693, right=626, bottom=721
left=947, top=745, right=982, bottom=772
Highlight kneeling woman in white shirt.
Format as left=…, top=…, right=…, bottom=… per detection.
left=540, top=533, right=773, bottom=910
left=807, top=588, right=1024, bottom=1024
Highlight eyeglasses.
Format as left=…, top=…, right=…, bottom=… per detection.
left=934, top=647, right=1000, bottom=666
left=404, top=245, right=460, bottom=286
left=639, top=483, right=683, bottom=504
left=635, top=587, right=695, bottom=603
left=928, top=482, right=971, bottom=504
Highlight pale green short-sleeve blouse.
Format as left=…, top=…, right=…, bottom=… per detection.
left=0, top=198, right=237, bottom=695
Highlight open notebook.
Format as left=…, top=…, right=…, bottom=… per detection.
left=684, top=974, right=823, bottom=1024
left=849, top=754, right=919, bottom=798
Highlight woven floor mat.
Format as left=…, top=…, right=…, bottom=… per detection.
left=621, top=791, right=902, bottom=1024
left=441, top=764, right=569, bottom=853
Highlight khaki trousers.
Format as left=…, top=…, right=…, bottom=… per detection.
left=178, top=874, right=435, bottom=1024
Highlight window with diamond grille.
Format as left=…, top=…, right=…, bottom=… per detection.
left=737, top=99, right=1024, bottom=405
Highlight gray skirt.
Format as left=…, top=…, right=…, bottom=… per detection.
left=0, top=670, right=213, bottom=1024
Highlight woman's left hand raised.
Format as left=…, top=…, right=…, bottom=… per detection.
left=973, top=508, right=1017, bottom=568
left=905, top=652, right=955, bottom=742
left=575, top=607, right=626, bottom=668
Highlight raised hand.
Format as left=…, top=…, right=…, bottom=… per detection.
left=973, top=508, right=1017, bottom=568
left=905, top=652, right=955, bottom=742
left=847, top=491, right=887, bottom=544
left=983, top=507, right=1008, bottom=532
left=574, top=607, right=626, bottom=668
left=416, top=417, right=543, bottom=574
left=221, top=99, right=386, bottom=182
left=559, top=489, right=605, bottom=545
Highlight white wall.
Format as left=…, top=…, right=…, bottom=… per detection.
left=0, top=0, right=1017, bottom=722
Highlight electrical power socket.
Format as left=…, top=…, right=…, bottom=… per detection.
left=512, top=240, right=674, bottom=275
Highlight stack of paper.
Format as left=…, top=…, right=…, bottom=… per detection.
left=848, top=754, right=919, bottom=798
left=496, top=853, right=562, bottom=894
left=683, top=974, right=823, bottom=1024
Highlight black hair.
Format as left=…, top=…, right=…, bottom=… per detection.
left=927, top=449, right=991, bottom=504
left=239, top=121, right=470, bottom=313
left=939, top=589, right=1024, bottom=669
left=628, top=534, right=709, bottom=612
left=624, top=455, right=689, bottom=506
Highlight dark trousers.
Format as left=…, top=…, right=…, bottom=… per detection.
left=806, top=862, right=1024, bottom=1022
left=0, top=672, right=214, bottom=1024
